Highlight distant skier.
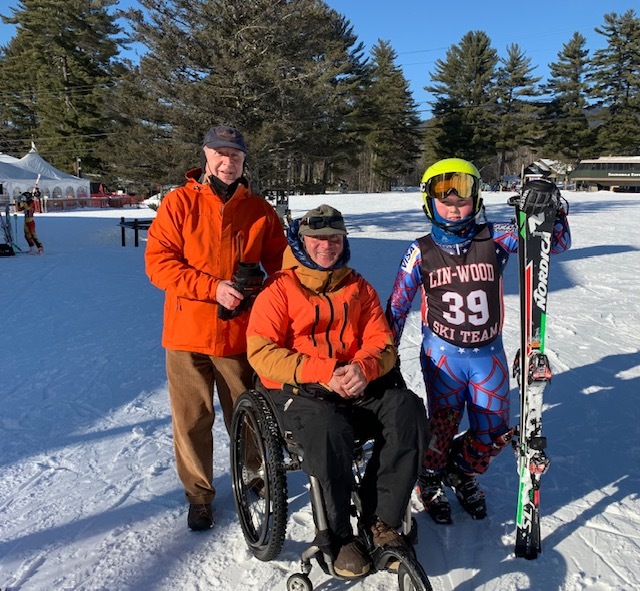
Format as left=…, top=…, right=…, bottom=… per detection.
left=386, top=159, right=571, bottom=524
left=16, top=189, right=44, bottom=254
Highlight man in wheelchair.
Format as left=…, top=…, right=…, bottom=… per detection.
left=246, top=205, right=428, bottom=579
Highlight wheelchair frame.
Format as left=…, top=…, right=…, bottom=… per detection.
left=230, top=388, right=433, bottom=591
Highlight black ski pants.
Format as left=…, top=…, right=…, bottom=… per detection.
left=268, top=380, right=428, bottom=541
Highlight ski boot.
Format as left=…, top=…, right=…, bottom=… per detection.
left=443, top=466, right=486, bottom=520
left=416, top=471, right=452, bottom=524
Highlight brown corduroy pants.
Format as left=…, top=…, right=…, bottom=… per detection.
left=166, top=349, right=254, bottom=505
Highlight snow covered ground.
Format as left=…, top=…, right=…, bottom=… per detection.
left=1, top=189, right=639, bottom=591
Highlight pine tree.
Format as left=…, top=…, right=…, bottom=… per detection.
left=0, top=0, right=125, bottom=175
left=589, top=10, right=640, bottom=155
left=358, top=40, right=422, bottom=192
left=0, top=35, right=38, bottom=155
left=118, top=0, right=368, bottom=191
left=494, top=43, right=542, bottom=179
left=424, top=31, right=499, bottom=166
left=542, top=32, right=595, bottom=164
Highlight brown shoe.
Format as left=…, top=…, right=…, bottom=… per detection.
left=242, top=465, right=265, bottom=498
left=370, top=517, right=408, bottom=572
left=188, top=503, right=213, bottom=531
left=370, top=517, right=407, bottom=548
left=333, top=540, right=370, bottom=579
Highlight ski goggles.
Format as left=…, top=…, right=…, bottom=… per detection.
left=421, top=172, right=479, bottom=200
left=302, top=215, right=344, bottom=230
left=299, top=214, right=347, bottom=236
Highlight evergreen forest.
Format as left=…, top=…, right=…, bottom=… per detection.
left=1, top=1, right=639, bottom=196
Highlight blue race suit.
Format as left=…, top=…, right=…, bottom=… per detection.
left=387, top=214, right=571, bottom=475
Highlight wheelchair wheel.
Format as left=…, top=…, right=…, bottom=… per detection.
left=286, top=572, right=313, bottom=591
left=396, top=549, right=433, bottom=591
left=231, top=389, right=288, bottom=561
left=374, top=546, right=433, bottom=591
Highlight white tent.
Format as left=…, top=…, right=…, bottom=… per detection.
left=0, top=144, right=90, bottom=201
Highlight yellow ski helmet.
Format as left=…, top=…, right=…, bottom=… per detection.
left=420, top=158, right=482, bottom=223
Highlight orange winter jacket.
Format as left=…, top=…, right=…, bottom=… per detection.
left=247, top=246, right=397, bottom=390
left=145, top=169, right=287, bottom=357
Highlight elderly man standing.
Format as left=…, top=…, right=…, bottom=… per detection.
left=146, top=125, right=287, bottom=531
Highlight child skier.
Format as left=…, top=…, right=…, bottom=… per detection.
left=16, top=190, right=44, bottom=254
left=386, top=158, right=571, bottom=524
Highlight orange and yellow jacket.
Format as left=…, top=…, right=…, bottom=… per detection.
left=247, top=245, right=397, bottom=390
left=145, top=169, right=287, bottom=357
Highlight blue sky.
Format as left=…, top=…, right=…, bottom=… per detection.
left=325, top=0, right=633, bottom=115
left=1, top=1, right=635, bottom=117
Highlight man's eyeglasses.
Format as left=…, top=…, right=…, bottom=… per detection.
left=301, top=215, right=344, bottom=230
left=421, top=172, right=479, bottom=200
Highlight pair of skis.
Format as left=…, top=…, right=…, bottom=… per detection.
left=1, top=204, right=20, bottom=254
left=509, top=180, right=562, bottom=560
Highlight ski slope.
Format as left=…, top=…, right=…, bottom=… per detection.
left=1, top=189, right=638, bottom=590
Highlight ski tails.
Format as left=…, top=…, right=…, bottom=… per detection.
left=513, top=366, right=550, bottom=559
left=509, top=180, right=560, bottom=559
left=1, top=204, right=18, bottom=254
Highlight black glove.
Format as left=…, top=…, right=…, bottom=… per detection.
left=218, top=262, right=265, bottom=321
left=508, top=179, right=561, bottom=213
left=518, top=179, right=561, bottom=214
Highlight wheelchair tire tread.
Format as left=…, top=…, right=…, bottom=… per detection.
left=231, top=389, right=289, bottom=562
